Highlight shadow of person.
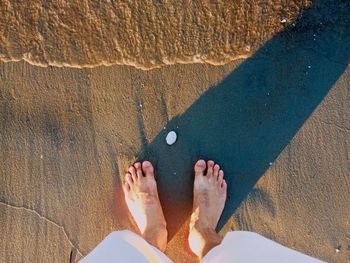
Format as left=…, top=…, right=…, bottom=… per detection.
left=135, top=0, right=350, bottom=240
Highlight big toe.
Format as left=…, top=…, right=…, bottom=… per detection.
left=194, top=160, right=206, bottom=176
left=142, top=161, right=154, bottom=177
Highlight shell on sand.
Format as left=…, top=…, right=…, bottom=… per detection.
left=166, top=131, right=177, bottom=145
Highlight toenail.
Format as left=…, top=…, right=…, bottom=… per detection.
left=195, top=160, right=206, bottom=167
left=125, top=173, right=132, bottom=180
left=143, top=161, right=150, bottom=167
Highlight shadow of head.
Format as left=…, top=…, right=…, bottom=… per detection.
left=135, top=0, right=350, bottom=240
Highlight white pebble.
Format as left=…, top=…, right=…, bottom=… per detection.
left=280, top=18, right=287, bottom=23
left=166, top=131, right=177, bottom=145
left=269, top=162, right=273, bottom=166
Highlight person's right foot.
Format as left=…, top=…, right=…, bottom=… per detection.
left=188, top=160, right=227, bottom=258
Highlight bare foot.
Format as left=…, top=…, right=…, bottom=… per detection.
left=123, top=161, right=168, bottom=252
left=188, top=160, right=227, bottom=258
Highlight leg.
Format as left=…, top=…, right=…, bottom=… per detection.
left=123, top=161, right=168, bottom=252
left=81, top=161, right=170, bottom=262
left=188, top=160, right=227, bottom=259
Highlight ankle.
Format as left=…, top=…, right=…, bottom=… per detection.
left=189, top=224, right=222, bottom=259
left=143, top=225, right=168, bottom=252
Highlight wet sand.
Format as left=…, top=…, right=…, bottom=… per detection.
left=0, top=0, right=311, bottom=68
left=1, top=0, right=350, bottom=262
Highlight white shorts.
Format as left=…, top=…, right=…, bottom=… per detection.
left=80, top=230, right=324, bottom=263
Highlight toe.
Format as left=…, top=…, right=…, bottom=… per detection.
left=214, top=164, right=220, bottom=179
left=221, top=180, right=227, bottom=193
left=218, top=170, right=224, bottom=184
left=134, top=162, right=144, bottom=178
left=221, top=179, right=227, bottom=191
left=194, top=160, right=206, bottom=177
left=142, top=161, right=154, bottom=177
left=128, top=166, right=138, bottom=182
left=125, top=173, right=134, bottom=187
left=123, top=181, right=131, bottom=193
left=206, top=160, right=214, bottom=177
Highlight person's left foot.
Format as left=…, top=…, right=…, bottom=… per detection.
left=123, top=161, right=168, bottom=252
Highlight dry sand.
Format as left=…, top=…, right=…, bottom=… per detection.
left=1, top=0, right=350, bottom=263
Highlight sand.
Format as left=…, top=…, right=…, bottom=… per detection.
left=0, top=0, right=349, bottom=262
left=0, top=0, right=311, bottom=68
